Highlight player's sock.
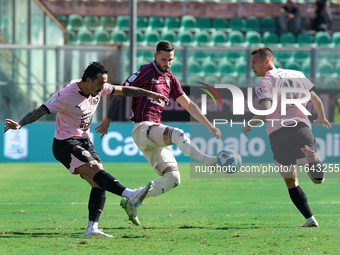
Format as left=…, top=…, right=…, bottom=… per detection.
left=88, top=187, right=106, bottom=222
left=169, top=127, right=214, bottom=166
left=121, top=188, right=136, bottom=199
left=288, top=185, right=313, bottom=219
left=93, top=170, right=126, bottom=196
left=148, top=168, right=180, bottom=197
left=306, top=215, right=317, bottom=224
left=87, top=221, right=99, bottom=231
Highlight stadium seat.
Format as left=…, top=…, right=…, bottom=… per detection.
left=280, top=32, right=295, bottom=45
left=83, top=16, right=100, bottom=30
left=297, top=32, right=314, bottom=46
left=270, top=0, right=285, bottom=3
left=234, top=61, right=247, bottom=77
left=57, top=15, right=67, bottom=27
left=211, top=31, right=228, bottom=46
left=136, top=30, right=144, bottom=45
left=180, top=15, right=197, bottom=31
left=217, top=60, right=234, bottom=77
left=315, top=31, right=332, bottom=46
left=110, top=29, right=128, bottom=45
left=220, top=76, right=236, bottom=85
left=99, top=16, right=115, bottom=31
left=228, top=30, right=244, bottom=45
left=67, top=30, right=76, bottom=44
left=275, top=50, right=293, bottom=62
left=197, top=17, right=212, bottom=31
left=301, top=61, right=310, bottom=77
left=164, top=17, right=181, bottom=31
left=262, top=31, right=279, bottom=45
left=201, top=60, right=217, bottom=76
left=323, top=78, right=340, bottom=89
left=148, top=16, right=164, bottom=31
left=139, top=50, right=154, bottom=60
left=245, top=31, right=262, bottom=45
left=171, top=62, right=183, bottom=79
left=136, top=59, right=149, bottom=71
left=332, top=32, right=340, bottom=46
left=254, top=0, right=270, bottom=3
left=188, top=76, right=203, bottom=86
left=293, top=50, right=311, bottom=62
left=317, top=61, right=334, bottom=77
left=67, top=14, right=83, bottom=31
left=187, top=59, right=201, bottom=77
left=335, top=61, right=340, bottom=76
left=246, top=16, right=261, bottom=31
left=204, top=77, right=220, bottom=85
left=261, top=16, right=278, bottom=32
left=177, top=30, right=194, bottom=46
left=225, top=50, right=246, bottom=62
left=194, top=30, right=211, bottom=46
left=284, top=61, right=301, bottom=71
left=274, top=60, right=283, bottom=69
left=116, top=16, right=130, bottom=31
left=212, top=17, right=229, bottom=31
left=161, top=30, right=177, bottom=44
left=144, top=30, right=160, bottom=45
left=229, top=17, right=246, bottom=31
left=137, top=16, right=148, bottom=31
left=190, top=51, right=206, bottom=61
left=93, top=29, right=110, bottom=44
left=76, top=29, right=93, bottom=44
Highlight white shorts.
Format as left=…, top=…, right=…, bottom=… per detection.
left=132, top=121, right=177, bottom=176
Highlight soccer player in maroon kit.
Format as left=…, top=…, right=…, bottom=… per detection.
left=96, top=41, right=221, bottom=225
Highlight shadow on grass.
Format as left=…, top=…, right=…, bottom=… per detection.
left=0, top=231, right=81, bottom=238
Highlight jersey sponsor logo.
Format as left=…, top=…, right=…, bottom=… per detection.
left=256, top=87, right=262, bottom=96
left=82, top=150, right=91, bottom=157
left=147, top=96, right=165, bottom=107
left=46, top=96, right=56, bottom=104
left=128, top=74, right=137, bottom=82
left=151, top=78, right=159, bottom=83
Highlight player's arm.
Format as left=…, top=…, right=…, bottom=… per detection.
left=310, top=91, right=332, bottom=129
left=4, top=105, right=48, bottom=133
left=176, top=94, right=221, bottom=139
left=242, top=100, right=271, bottom=137
left=113, top=85, right=168, bottom=103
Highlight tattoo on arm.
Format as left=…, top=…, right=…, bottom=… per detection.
left=106, top=95, right=123, bottom=119
left=18, top=105, right=48, bottom=127
left=122, top=86, right=153, bottom=97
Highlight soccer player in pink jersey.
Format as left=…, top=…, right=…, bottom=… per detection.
left=242, top=47, right=332, bottom=227
left=96, top=41, right=221, bottom=225
left=4, top=62, right=168, bottom=237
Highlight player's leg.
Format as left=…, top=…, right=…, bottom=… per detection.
left=147, top=124, right=215, bottom=166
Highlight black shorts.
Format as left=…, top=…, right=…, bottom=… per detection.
left=269, top=122, right=318, bottom=165
left=52, top=138, right=101, bottom=172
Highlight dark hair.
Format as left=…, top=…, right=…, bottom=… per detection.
left=251, top=47, right=274, bottom=61
left=156, top=40, right=174, bottom=53
left=81, top=62, right=108, bottom=82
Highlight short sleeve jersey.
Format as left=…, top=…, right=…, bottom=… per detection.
left=43, top=79, right=114, bottom=140
left=255, top=68, right=316, bottom=135
left=123, top=61, right=184, bottom=123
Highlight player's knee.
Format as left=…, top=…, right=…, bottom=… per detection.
left=308, top=160, right=325, bottom=184
left=164, top=167, right=181, bottom=188
left=311, top=178, right=324, bottom=184
left=171, top=128, right=186, bottom=144
left=284, top=178, right=298, bottom=189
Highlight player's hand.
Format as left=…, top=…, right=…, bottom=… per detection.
left=242, top=125, right=251, bottom=137
left=208, top=126, right=221, bottom=139
left=149, top=92, right=169, bottom=105
left=4, top=119, right=21, bottom=133
left=95, top=117, right=111, bottom=139
left=314, top=118, right=332, bottom=129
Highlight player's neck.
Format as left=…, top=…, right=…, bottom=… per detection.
left=77, top=81, right=90, bottom=96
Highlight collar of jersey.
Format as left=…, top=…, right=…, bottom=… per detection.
left=152, top=61, right=166, bottom=76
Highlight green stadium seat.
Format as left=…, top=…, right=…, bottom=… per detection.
left=93, top=29, right=110, bottom=44
left=332, top=32, right=340, bottom=46
left=234, top=61, right=247, bottom=77
left=188, top=76, right=203, bottom=86
left=297, top=32, right=314, bottom=45
left=67, top=30, right=76, bottom=44
left=148, top=16, right=164, bottom=31
left=57, top=15, right=67, bottom=27
left=323, top=78, right=340, bottom=89
left=204, top=77, right=220, bottom=85
left=110, top=29, right=128, bottom=44
left=67, top=14, right=83, bottom=31
left=187, top=59, right=201, bottom=77
left=246, top=16, right=260, bottom=31
left=293, top=50, right=311, bottom=62
left=137, top=16, right=148, bottom=31
left=280, top=32, right=295, bottom=45
left=136, top=59, right=149, bottom=71
left=136, top=30, right=144, bottom=45
left=190, top=51, right=206, bottom=61
left=194, top=30, right=210, bottom=46
left=161, top=30, right=177, bottom=44
left=335, top=61, right=340, bottom=76
left=315, top=31, right=332, bottom=46
left=197, top=17, right=212, bottom=31
left=284, top=61, right=301, bottom=71
left=275, top=50, right=293, bottom=62
left=139, top=50, right=154, bottom=60
left=99, top=16, right=115, bottom=31
left=217, top=60, right=234, bottom=77
left=225, top=50, right=246, bottom=62
left=254, top=0, right=269, bottom=2
left=116, top=16, right=130, bottom=31
left=261, top=16, right=278, bottom=32
left=245, top=31, right=262, bottom=45
left=317, top=61, right=334, bottom=77
left=83, top=16, right=100, bottom=30
left=171, top=62, right=183, bottom=79
left=211, top=31, right=228, bottom=46
left=212, top=17, right=229, bottom=31
left=270, top=0, right=285, bottom=3
left=262, top=31, right=279, bottom=45
left=144, top=30, right=160, bottom=45
left=76, top=29, right=93, bottom=44
left=229, top=17, right=246, bottom=31
left=177, top=30, right=194, bottom=46
left=164, top=17, right=181, bottom=31
left=274, top=60, right=283, bottom=69
left=301, top=61, right=310, bottom=77
left=201, top=60, right=217, bottom=76
left=220, top=77, right=236, bottom=85
left=228, top=30, right=244, bottom=45
left=180, top=15, right=197, bottom=31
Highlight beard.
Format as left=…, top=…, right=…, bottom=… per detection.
left=156, top=62, right=170, bottom=73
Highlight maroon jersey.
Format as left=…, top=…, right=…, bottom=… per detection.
left=124, top=61, right=184, bottom=123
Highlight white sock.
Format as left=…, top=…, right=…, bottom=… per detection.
left=148, top=171, right=181, bottom=197
left=87, top=221, right=98, bottom=231
left=306, top=215, right=316, bottom=223
left=121, top=188, right=135, bottom=200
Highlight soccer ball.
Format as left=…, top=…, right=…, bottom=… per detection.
left=216, top=149, right=242, bottom=174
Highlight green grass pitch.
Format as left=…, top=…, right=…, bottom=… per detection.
left=1, top=162, right=340, bottom=254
